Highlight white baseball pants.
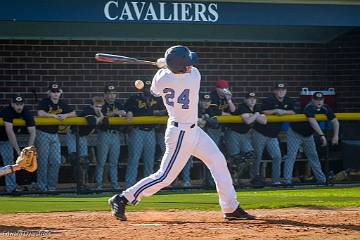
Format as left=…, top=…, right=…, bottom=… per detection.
left=122, top=122, right=239, bottom=213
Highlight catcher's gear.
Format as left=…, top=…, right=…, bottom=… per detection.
left=16, top=146, right=38, bottom=172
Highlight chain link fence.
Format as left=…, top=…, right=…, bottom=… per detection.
left=0, top=117, right=360, bottom=194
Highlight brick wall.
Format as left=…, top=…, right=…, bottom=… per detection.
left=328, top=29, right=360, bottom=112
left=0, top=28, right=359, bottom=112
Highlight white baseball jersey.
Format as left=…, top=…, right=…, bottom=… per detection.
left=150, top=67, right=200, bottom=124
left=123, top=66, right=239, bottom=214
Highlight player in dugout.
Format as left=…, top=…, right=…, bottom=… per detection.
left=36, top=83, right=76, bottom=192
left=251, top=83, right=295, bottom=185
left=66, top=96, right=105, bottom=190
left=284, top=91, right=339, bottom=185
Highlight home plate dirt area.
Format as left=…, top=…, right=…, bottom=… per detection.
left=0, top=208, right=359, bottom=240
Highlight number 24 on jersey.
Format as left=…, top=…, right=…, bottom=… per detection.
left=163, top=88, right=190, bottom=109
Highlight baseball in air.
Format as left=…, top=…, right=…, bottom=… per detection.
left=134, top=80, right=144, bottom=90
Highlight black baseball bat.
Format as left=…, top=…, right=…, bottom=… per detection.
left=95, top=53, right=156, bottom=65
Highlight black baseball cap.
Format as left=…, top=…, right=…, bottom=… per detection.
left=200, top=94, right=211, bottom=101
left=313, top=91, right=324, bottom=100
left=49, top=83, right=62, bottom=92
left=11, top=94, right=24, bottom=104
left=274, top=83, right=286, bottom=89
left=246, top=92, right=256, bottom=98
left=104, top=84, right=116, bottom=93
left=144, top=81, right=152, bottom=88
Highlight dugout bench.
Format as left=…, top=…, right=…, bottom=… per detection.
left=0, top=130, right=343, bottom=192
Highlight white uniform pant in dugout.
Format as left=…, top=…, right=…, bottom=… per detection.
left=122, top=122, right=239, bottom=214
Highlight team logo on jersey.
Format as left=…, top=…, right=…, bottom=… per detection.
left=106, top=106, right=119, bottom=115
left=219, top=103, right=228, bottom=112
left=150, top=99, right=157, bottom=106
left=138, top=100, right=147, bottom=109
left=48, top=107, right=63, bottom=115
left=138, top=99, right=157, bottom=109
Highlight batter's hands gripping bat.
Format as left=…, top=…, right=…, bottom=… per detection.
left=95, top=53, right=166, bottom=69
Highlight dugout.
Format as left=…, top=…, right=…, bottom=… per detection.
left=0, top=0, right=360, bottom=191
left=0, top=0, right=359, bottom=108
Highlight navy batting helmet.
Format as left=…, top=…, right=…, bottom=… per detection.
left=165, top=45, right=198, bottom=73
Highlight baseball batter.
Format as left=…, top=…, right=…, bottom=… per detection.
left=109, top=45, right=255, bottom=221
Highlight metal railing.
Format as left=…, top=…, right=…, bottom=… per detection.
left=0, top=113, right=359, bottom=194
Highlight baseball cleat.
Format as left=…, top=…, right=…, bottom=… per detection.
left=224, top=207, right=256, bottom=220
left=108, top=194, right=128, bottom=221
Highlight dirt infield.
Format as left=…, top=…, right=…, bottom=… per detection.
left=0, top=208, right=359, bottom=240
